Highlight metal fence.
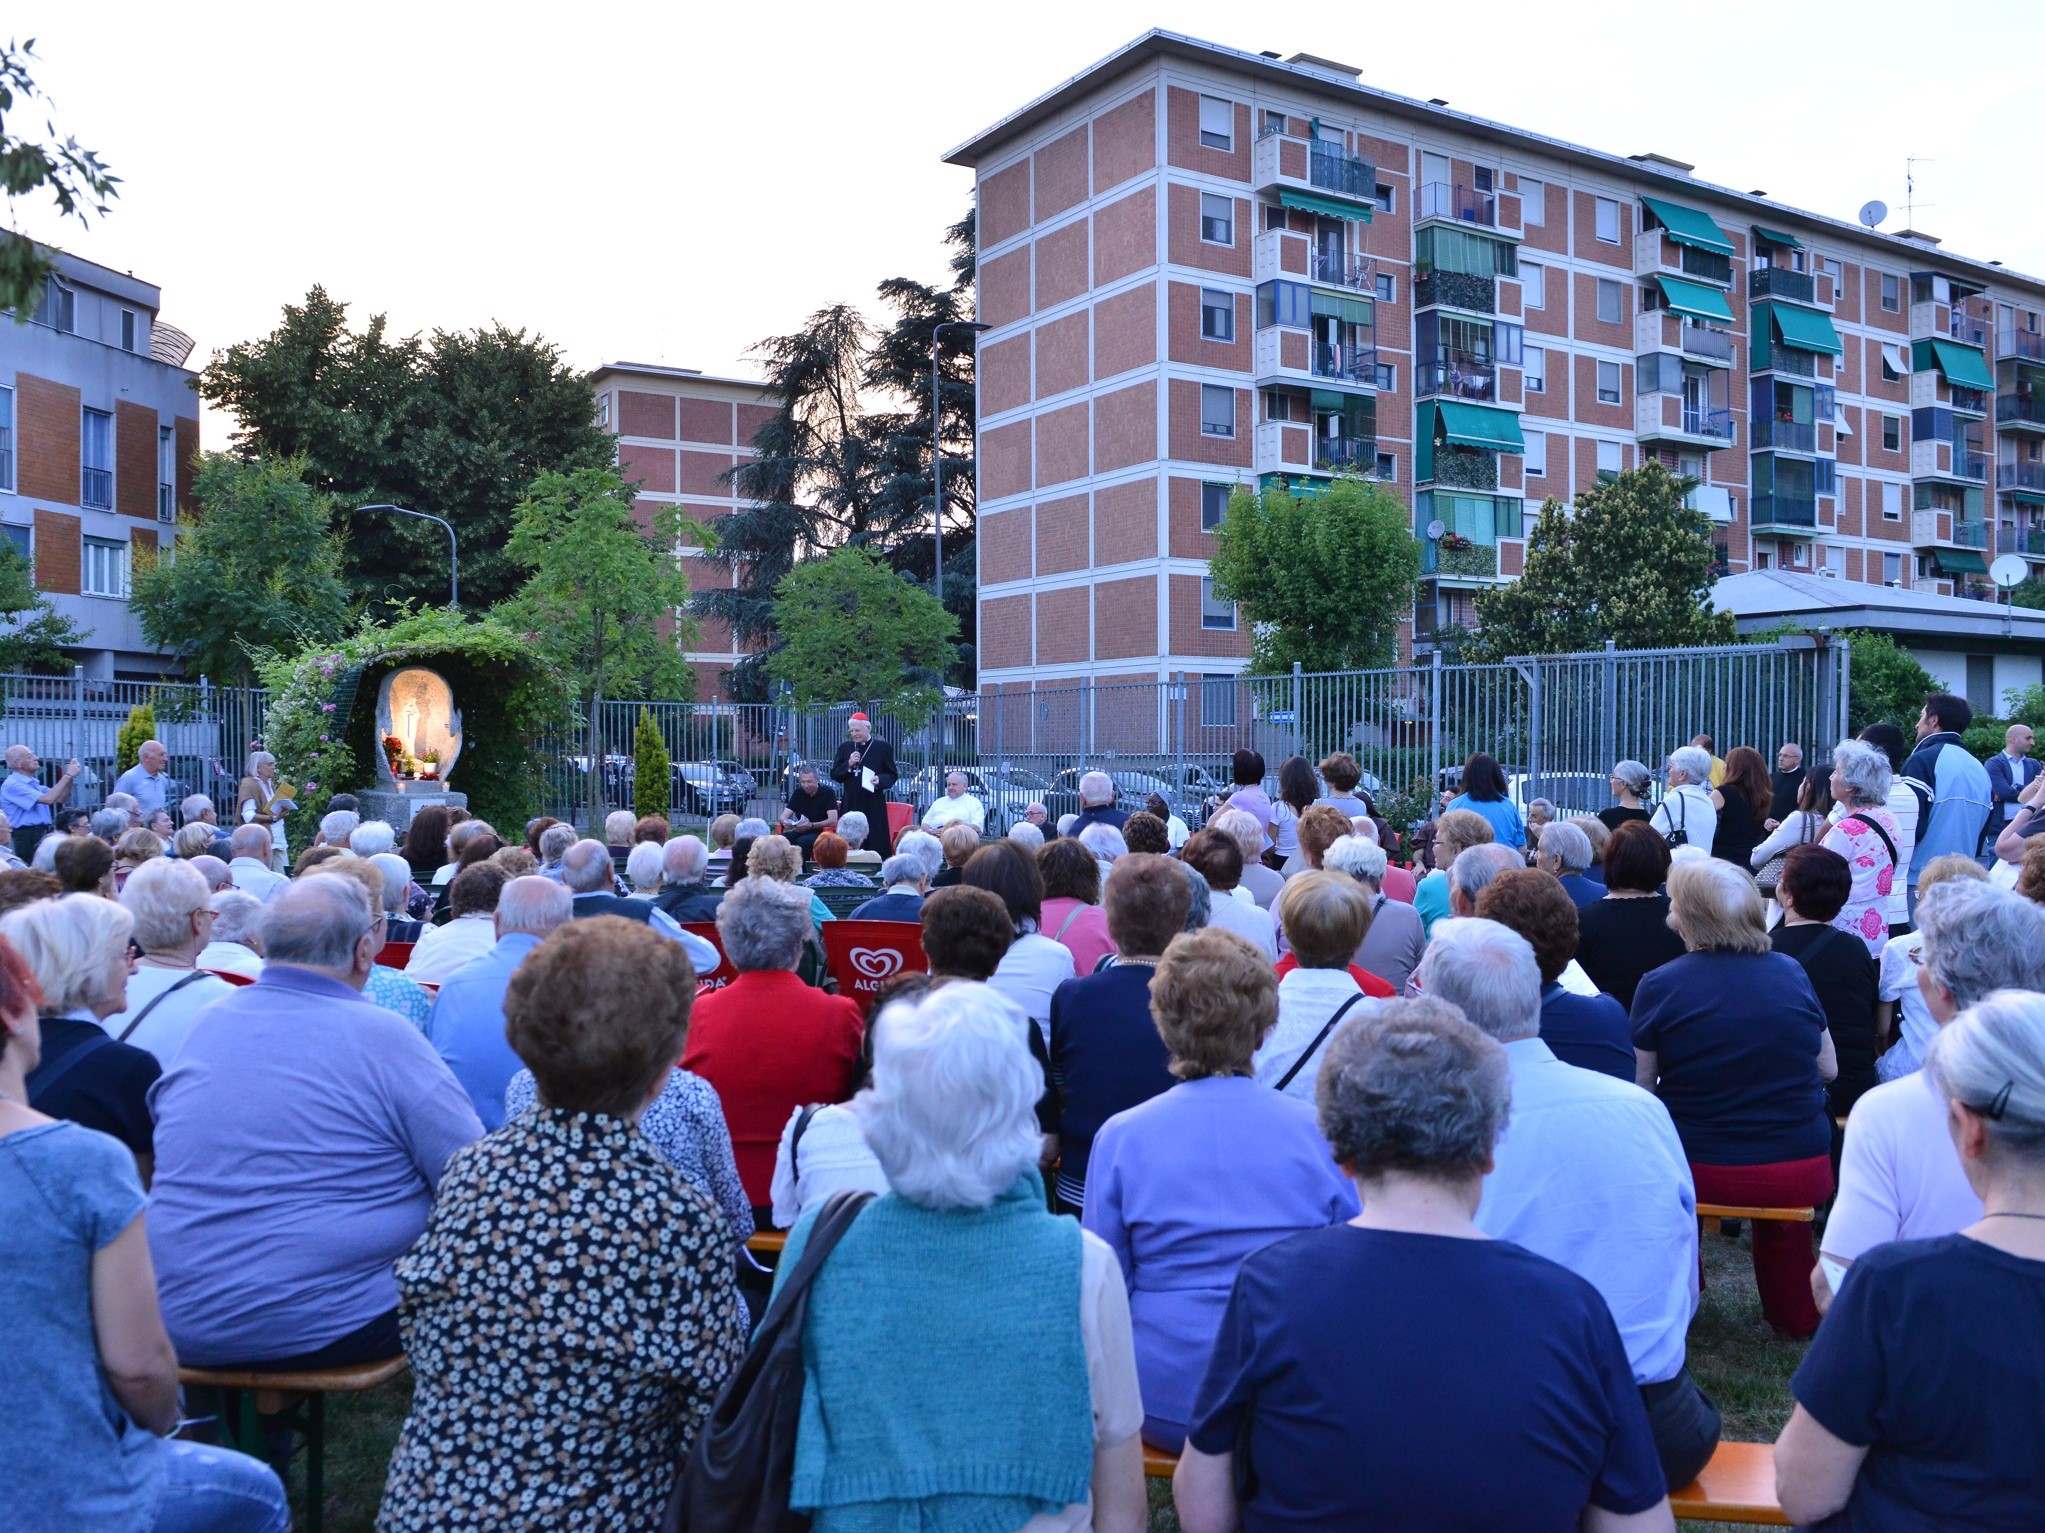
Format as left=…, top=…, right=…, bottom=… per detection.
left=0, top=636, right=1850, bottom=832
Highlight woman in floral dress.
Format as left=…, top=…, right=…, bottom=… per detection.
left=1821, top=739, right=1903, bottom=956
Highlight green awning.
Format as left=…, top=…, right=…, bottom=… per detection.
left=1933, top=548, right=1988, bottom=575
left=1766, top=302, right=1844, bottom=356
left=1433, top=400, right=1525, bottom=453
left=1641, top=196, right=1733, bottom=256
left=1655, top=274, right=1736, bottom=325
left=1278, top=187, right=1372, bottom=222
left=1926, top=337, right=1995, bottom=392
left=1753, top=225, right=1803, bottom=250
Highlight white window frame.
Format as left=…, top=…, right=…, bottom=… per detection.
left=1199, top=192, right=1234, bottom=246
left=1882, top=414, right=1902, bottom=451
left=1200, top=384, right=1236, bottom=438
left=1595, top=197, right=1620, bottom=243
left=81, top=406, right=114, bottom=511
left=1596, top=440, right=1623, bottom=477
left=157, top=423, right=175, bottom=522
left=120, top=309, right=138, bottom=353
left=82, top=535, right=131, bottom=599
left=1522, top=261, right=1545, bottom=311
left=1596, top=359, right=1622, bottom=404
left=1198, top=95, right=1234, bottom=152
left=1596, top=278, right=1624, bottom=325
left=1200, top=287, right=1235, bottom=342
left=1523, top=429, right=1547, bottom=475
left=1523, top=345, right=1546, bottom=393
left=0, top=383, right=14, bottom=494
left=1373, top=361, right=1396, bottom=392
left=1881, top=480, right=1903, bottom=520
left=1201, top=481, right=1231, bottom=531
left=1375, top=273, right=1395, bottom=304
left=1374, top=451, right=1397, bottom=482
left=1882, top=550, right=1902, bottom=583
left=1200, top=576, right=1236, bottom=630
left=1375, top=181, right=1396, bottom=214
left=1520, top=177, right=1544, bottom=227
left=1880, top=273, right=1901, bottom=312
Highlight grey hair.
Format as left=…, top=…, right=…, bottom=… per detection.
left=1829, top=737, right=1893, bottom=809
left=662, top=835, right=708, bottom=883
left=30, top=833, right=64, bottom=873
left=626, top=840, right=664, bottom=891
left=1415, top=917, right=1543, bottom=1042
left=1057, top=813, right=1078, bottom=835
left=716, top=875, right=812, bottom=971
left=1181, top=862, right=1211, bottom=931
left=227, top=824, right=271, bottom=861
left=736, top=817, right=772, bottom=839
left=1538, top=820, right=1594, bottom=874
left=261, top=874, right=375, bottom=971
left=1528, top=796, right=1556, bottom=819
left=1323, top=834, right=1388, bottom=885
left=245, top=750, right=275, bottom=777
left=1611, top=759, right=1652, bottom=796
left=837, top=810, right=870, bottom=848
left=0, top=894, right=137, bottom=1014
left=496, top=875, right=573, bottom=937
left=448, top=819, right=495, bottom=856
left=1927, top=989, right=2045, bottom=1164
left=172, top=822, right=213, bottom=861
left=1078, top=770, right=1114, bottom=808
left=881, top=853, right=925, bottom=889
left=1666, top=745, right=1713, bottom=785
left=1917, top=879, right=2045, bottom=1009
left=1078, top=822, right=1125, bottom=862
left=1209, top=807, right=1264, bottom=865
left=537, top=823, right=577, bottom=863
left=349, top=820, right=396, bottom=856
left=851, top=982, right=1045, bottom=1210
left=1007, top=821, right=1044, bottom=851
left=1449, top=842, right=1523, bottom=908
left=369, top=853, right=414, bottom=912
left=120, top=856, right=211, bottom=951
left=320, top=809, right=361, bottom=844
left=208, top=888, right=262, bottom=945
left=189, top=854, right=231, bottom=892
left=89, top=808, right=128, bottom=843
left=103, top=792, right=138, bottom=815
left=560, top=838, right=615, bottom=893
left=1315, top=994, right=1512, bottom=1179
left=180, top=793, right=213, bottom=822
left=896, top=829, right=944, bottom=880
left=604, top=809, right=638, bottom=844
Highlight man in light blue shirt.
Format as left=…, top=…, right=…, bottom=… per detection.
left=427, top=875, right=574, bottom=1129
left=113, top=738, right=173, bottom=818
left=1, top=742, right=80, bottom=863
left=1418, top=917, right=1715, bottom=1493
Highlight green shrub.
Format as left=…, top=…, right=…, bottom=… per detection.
left=116, top=703, right=156, bottom=776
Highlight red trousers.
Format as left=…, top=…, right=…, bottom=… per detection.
left=1691, top=1155, right=1834, bottom=1338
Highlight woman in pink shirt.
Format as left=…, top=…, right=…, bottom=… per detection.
left=1037, top=837, right=1115, bottom=976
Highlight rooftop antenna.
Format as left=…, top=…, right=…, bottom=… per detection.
left=1906, top=157, right=1934, bottom=226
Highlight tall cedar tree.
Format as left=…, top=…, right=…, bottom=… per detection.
left=1468, top=462, right=1737, bottom=659
left=201, top=287, right=615, bottom=611
left=696, top=211, right=978, bottom=700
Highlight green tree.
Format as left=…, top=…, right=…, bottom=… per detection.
left=1, top=39, right=119, bottom=320
left=201, top=288, right=615, bottom=610
left=131, top=454, right=353, bottom=684
left=2008, top=578, right=2045, bottom=613
left=501, top=467, right=696, bottom=818
left=1844, top=629, right=1940, bottom=736
left=765, top=547, right=957, bottom=717
left=1468, top=463, right=1735, bottom=659
left=0, top=537, right=81, bottom=671
left=632, top=707, right=671, bottom=824
left=1206, top=478, right=1420, bottom=674
left=116, top=703, right=156, bottom=775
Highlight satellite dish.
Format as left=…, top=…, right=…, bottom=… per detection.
left=1991, top=553, right=2027, bottom=589
left=1425, top=519, right=1446, bottom=541
left=1859, top=200, right=1889, bottom=229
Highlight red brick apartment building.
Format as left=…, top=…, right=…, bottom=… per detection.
left=590, top=363, right=777, bottom=700
left=0, top=249, right=199, bottom=677
left=948, top=30, right=2045, bottom=689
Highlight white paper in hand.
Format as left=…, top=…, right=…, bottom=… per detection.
left=860, top=767, right=878, bottom=793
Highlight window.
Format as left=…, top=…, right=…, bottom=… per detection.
left=36, top=278, right=74, bottom=333
left=120, top=309, right=138, bottom=352
left=1595, top=197, right=1620, bottom=243
left=0, top=384, right=12, bottom=493
left=0, top=523, right=28, bottom=568
left=1199, top=96, right=1234, bottom=151
left=1523, top=430, right=1547, bottom=475
left=1263, top=204, right=1286, bottom=232
left=1264, top=391, right=1293, bottom=423
left=1522, top=261, right=1545, bottom=310
left=1200, top=576, right=1236, bottom=629
left=1255, top=279, right=1311, bottom=329
left=82, top=536, right=129, bottom=598
left=81, top=407, right=113, bottom=510
left=1881, top=480, right=1903, bottom=520
left=158, top=425, right=175, bottom=522
left=1523, top=345, right=1545, bottom=393
left=1374, top=181, right=1396, bottom=213
left=1596, top=360, right=1622, bottom=404
left=1200, top=672, right=1237, bottom=719
left=1813, top=459, right=1837, bottom=495
left=1520, top=177, right=1544, bottom=227
left=1415, top=227, right=1516, bottom=279
left=1597, top=440, right=1623, bottom=478
left=1882, top=414, right=1901, bottom=452
left=1596, top=278, right=1624, bottom=325
left=1200, top=384, right=1236, bottom=437
left=1826, top=544, right=1846, bottom=576
left=1201, top=482, right=1231, bottom=531
left=1375, top=273, right=1395, bottom=303
left=1880, top=273, right=1901, bottom=312
left=1200, top=193, right=1234, bottom=245
left=1200, top=287, right=1235, bottom=342
left=1260, top=110, right=1287, bottom=136
left=1883, top=551, right=1902, bottom=583
left=1375, top=452, right=1396, bottom=481
left=1373, top=361, right=1396, bottom=391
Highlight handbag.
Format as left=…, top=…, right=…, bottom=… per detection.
left=1664, top=791, right=1690, bottom=848
left=667, top=1189, right=876, bottom=1533
left=1754, top=814, right=1818, bottom=895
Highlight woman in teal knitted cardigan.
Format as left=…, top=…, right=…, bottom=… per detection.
left=776, top=981, right=1148, bottom=1533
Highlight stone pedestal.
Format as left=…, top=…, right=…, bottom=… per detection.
left=359, top=786, right=468, bottom=831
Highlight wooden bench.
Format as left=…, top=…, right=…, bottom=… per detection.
left=1139, top=1438, right=1787, bottom=1525
left=1696, top=1202, right=1815, bottom=1235
left=180, top=1355, right=409, bottom=1533
left=747, top=1230, right=787, bottom=1257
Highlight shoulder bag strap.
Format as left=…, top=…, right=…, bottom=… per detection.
left=116, top=969, right=212, bottom=1043
left=1275, top=992, right=1368, bottom=1093
left=788, top=1103, right=822, bottom=1185
left=1795, top=925, right=1845, bottom=968
left=757, top=1189, right=876, bottom=1330
left=28, top=1027, right=114, bottom=1099
left=1054, top=903, right=1087, bottom=941
left=1844, top=812, right=1899, bottom=870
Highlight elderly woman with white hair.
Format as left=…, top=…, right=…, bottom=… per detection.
left=1820, top=737, right=1903, bottom=954
left=835, top=809, right=882, bottom=870
left=1601, top=759, right=1655, bottom=830
left=1174, top=998, right=1671, bottom=1533
left=103, top=858, right=235, bottom=1067
left=235, top=748, right=293, bottom=869
left=1633, top=857, right=1835, bottom=1337
left=198, top=889, right=265, bottom=979
left=1777, top=988, right=2045, bottom=1530
left=1534, top=820, right=1603, bottom=910
left=776, top=981, right=1148, bottom=1533
left=1649, top=745, right=1717, bottom=855
left=1076, top=820, right=1127, bottom=886
left=1323, top=834, right=1427, bottom=994
left=624, top=840, right=665, bottom=899
left=1210, top=806, right=1283, bottom=909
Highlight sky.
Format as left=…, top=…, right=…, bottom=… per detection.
left=16, top=0, right=2045, bottom=445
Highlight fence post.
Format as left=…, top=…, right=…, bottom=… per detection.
left=1526, top=658, right=1544, bottom=800
left=1601, top=640, right=1617, bottom=791
left=1291, top=661, right=1302, bottom=763
left=1081, top=676, right=1093, bottom=767
left=1172, top=672, right=1187, bottom=797
left=71, top=665, right=85, bottom=774
left=1429, top=648, right=1443, bottom=796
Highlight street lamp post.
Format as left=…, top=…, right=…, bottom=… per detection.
left=930, top=320, right=991, bottom=605
left=352, top=503, right=459, bottom=608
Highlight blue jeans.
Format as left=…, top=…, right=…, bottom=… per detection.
left=151, top=1437, right=290, bottom=1533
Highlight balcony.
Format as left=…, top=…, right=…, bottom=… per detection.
left=1949, top=386, right=1990, bottom=417
left=1312, top=342, right=1377, bottom=386
left=1254, top=328, right=1375, bottom=396
left=1999, top=394, right=2045, bottom=433
left=1755, top=345, right=1817, bottom=378
left=1638, top=393, right=1735, bottom=449
left=1751, top=493, right=1818, bottom=531
left=1681, top=325, right=1735, bottom=364
left=1252, top=133, right=1376, bottom=215
left=1317, top=436, right=1373, bottom=472
left=1752, top=417, right=1818, bottom=453
left=1429, top=446, right=1500, bottom=491
left=1310, top=144, right=1376, bottom=201
left=1951, top=311, right=1990, bottom=347
left=1682, top=407, right=1735, bottom=443
left=1429, top=537, right=1499, bottom=578
left=81, top=467, right=112, bottom=511
left=1955, top=451, right=1988, bottom=481
left=2018, top=528, right=2045, bottom=557
left=1912, top=508, right=1989, bottom=548
left=1999, top=461, right=2045, bottom=494
left=1417, top=181, right=1497, bottom=228
left=1998, top=329, right=2045, bottom=362
left=1634, top=230, right=1733, bottom=287
left=1749, top=267, right=1815, bottom=304
left=1416, top=353, right=1498, bottom=402
left=1414, top=269, right=1495, bottom=314
left=1309, top=248, right=1374, bottom=292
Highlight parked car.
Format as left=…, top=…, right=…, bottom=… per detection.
left=672, top=759, right=751, bottom=818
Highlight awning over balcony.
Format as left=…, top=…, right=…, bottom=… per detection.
left=1655, top=274, right=1736, bottom=326
left=1753, top=225, right=1804, bottom=250
left=1922, top=337, right=1995, bottom=392
left=1765, top=302, right=1844, bottom=356
left=1431, top=400, right=1525, bottom=453
left=1278, top=187, right=1372, bottom=222
left=1932, top=548, right=1988, bottom=576
left=1641, top=196, right=1734, bottom=256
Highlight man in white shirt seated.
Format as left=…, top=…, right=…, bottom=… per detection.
left=1816, top=879, right=2045, bottom=1311
left=920, top=772, right=986, bottom=834
left=1424, top=916, right=1716, bottom=1492
left=225, top=824, right=288, bottom=901
left=198, top=889, right=267, bottom=979
left=404, top=864, right=509, bottom=985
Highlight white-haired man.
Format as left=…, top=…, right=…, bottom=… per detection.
left=848, top=853, right=928, bottom=922
left=426, top=875, right=574, bottom=1128
left=188, top=854, right=233, bottom=895
left=1072, top=771, right=1128, bottom=834
left=557, top=838, right=719, bottom=974
left=199, top=888, right=266, bottom=978
left=318, top=808, right=362, bottom=848
left=1420, top=917, right=1714, bottom=1493
left=920, top=770, right=986, bottom=835
left=1, top=742, right=80, bottom=863
left=653, top=836, right=721, bottom=923
left=226, top=824, right=287, bottom=901
left=182, top=793, right=231, bottom=858
left=113, top=739, right=174, bottom=819
left=1651, top=746, right=1719, bottom=856
left=349, top=820, right=397, bottom=858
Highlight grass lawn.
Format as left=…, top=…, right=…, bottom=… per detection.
left=310, top=1224, right=1811, bottom=1533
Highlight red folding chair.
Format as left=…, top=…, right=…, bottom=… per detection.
left=375, top=941, right=415, bottom=969
left=682, top=923, right=739, bottom=989
left=821, top=920, right=929, bottom=1013
left=204, top=969, right=256, bottom=987
left=885, top=802, right=914, bottom=846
